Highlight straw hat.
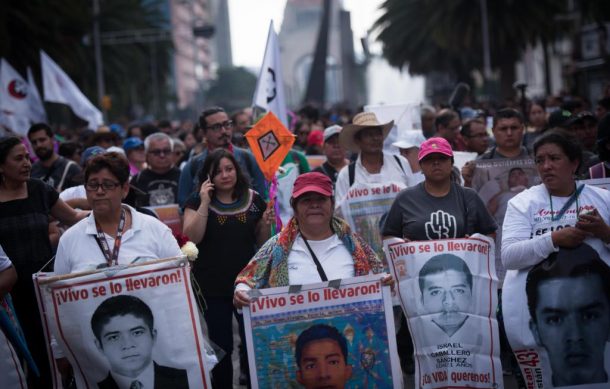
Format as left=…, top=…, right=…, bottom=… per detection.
left=339, top=112, right=394, bottom=152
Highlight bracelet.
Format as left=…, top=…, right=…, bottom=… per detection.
left=196, top=209, right=208, bottom=217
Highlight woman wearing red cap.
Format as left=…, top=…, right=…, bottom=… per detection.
left=382, top=137, right=496, bottom=241
left=234, top=172, right=389, bottom=304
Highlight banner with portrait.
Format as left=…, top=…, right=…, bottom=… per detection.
left=243, top=275, right=401, bottom=389
left=335, top=181, right=406, bottom=269
left=33, top=257, right=211, bottom=389
left=384, top=235, right=502, bottom=388
left=502, top=242, right=610, bottom=389
left=472, top=158, right=539, bottom=282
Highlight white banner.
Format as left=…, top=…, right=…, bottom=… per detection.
left=252, top=21, right=288, bottom=128
left=34, top=258, right=211, bottom=389
left=0, top=58, right=33, bottom=135
left=503, top=242, right=610, bottom=389
left=243, top=275, right=401, bottom=388
left=27, top=66, right=47, bottom=123
left=336, top=181, right=406, bottom=269
left=41, top=50, right=103, bottom=130
left=365, top=102, right=422, bottom=154
left=384, top=235, right=502, bottom=388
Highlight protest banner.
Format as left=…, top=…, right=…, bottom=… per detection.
left=243, top=275, right=401, bottom=389
left=502, top=242, right=610, bottom=389
left=145, top=204, right=182, bottom=235
left=335, top=181, right=406, bottom=269
left=471, top=158, right=539, bottom=282
left=364, top=102, right=422, bottom=154
left=33, top=257, right=211, bottom=389
left=384, top=235, right=502, bottom=389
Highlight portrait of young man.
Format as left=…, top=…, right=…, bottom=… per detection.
left=294, top=324, right=353, bottom=389
left=418, top=254, right=474, bottom=337
left=91, top=295, right=189, bottom=389
left=526, top=244, right=610, bottom=387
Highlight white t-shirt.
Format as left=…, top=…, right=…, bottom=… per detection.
left=54, top=205, right=182, bottom=275
left=501, top=183, right=610, bottom=270
left=335, top=152, right=416, bottom=204
left=59, top=184, right=87, bottom=201
left=287, top=234, right=354, bottom=284
left=0, top=244, right=12, bottom=272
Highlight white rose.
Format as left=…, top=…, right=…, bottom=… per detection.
left=181, top=241, right=199, bottom=261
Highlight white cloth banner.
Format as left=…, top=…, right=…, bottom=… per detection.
left=365, top=102, right=423, bottom=154
left=384, top=235, right=503, bottom=388
left=41, top=50, right=103, bottom=130
left=243, top=275, right=401, bottom=388
left=336, top=181, right=406, bottom=269
left=0, top=58, right=33, bottom=135
left=34, top=258, right=211, bottom=389
left=252, top=21, right=288, bottom=128
left=502, top=242, right=610, bottom=389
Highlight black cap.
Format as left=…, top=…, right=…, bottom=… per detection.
left=547, top=109, right=573, bottom=129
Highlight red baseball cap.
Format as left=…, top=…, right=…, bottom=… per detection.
left=418, top=137, right=454, bottom=161
left=292, top=172, right=333, bottom=199
left=307, top=130, right=324, bottom=147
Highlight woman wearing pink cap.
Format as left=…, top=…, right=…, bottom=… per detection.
left=382, top=137, right=496, bottom=241
left=233, top=172, right=390, bottom=305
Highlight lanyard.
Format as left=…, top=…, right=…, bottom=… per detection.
left=94, top=208, right=126, bottom=267
left=300, top=234, right=329, bottom=282
left=549, top=184, right=584, bottom=222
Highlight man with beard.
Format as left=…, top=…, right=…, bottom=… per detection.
left=177, top=107, right=265, bottom=206
left=28, top=123, right=81, bottom=192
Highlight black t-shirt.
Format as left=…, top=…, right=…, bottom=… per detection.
left=185, top=189, right=266, bottom=296
left=31, top=156, right=81, bottom=191
left=131, top=167, right=181, bottom=207
left=382, top=182, right=497, bottom=241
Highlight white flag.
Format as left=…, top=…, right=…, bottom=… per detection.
left=41, top=50, right=103, bottom=129
left=252, top=21, right=288, bottom=128
left=0, top=58, right=33, bottom=135
left=27, top=67, right=47, bottom=123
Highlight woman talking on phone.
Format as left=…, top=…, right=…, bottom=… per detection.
left=183, top=148, right=273, bottom=388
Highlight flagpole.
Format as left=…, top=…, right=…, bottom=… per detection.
left=93, top=0, right=106, bottom=123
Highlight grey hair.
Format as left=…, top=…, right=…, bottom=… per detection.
left=144, top=132, right=174, bottom=152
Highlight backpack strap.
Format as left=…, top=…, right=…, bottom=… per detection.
left=393, top=155, right=405, bottom=174
left=348, top=162, right=356, bottom=187
left=56, top=160, right=76, bottom=192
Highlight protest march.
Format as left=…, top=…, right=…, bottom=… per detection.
left=3, top=1, right=610, bottom=389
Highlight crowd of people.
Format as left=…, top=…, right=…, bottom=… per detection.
left=1, top=92, right=610, bottom=388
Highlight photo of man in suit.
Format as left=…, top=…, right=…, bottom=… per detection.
left=526, top=244, right=610, bottom=387
left=418, top=254, right=473, bottom=337
left=91, top=295, right=189, bottom=389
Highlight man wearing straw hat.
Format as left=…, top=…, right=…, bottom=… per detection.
left=335, top=112, right=416, bottom=203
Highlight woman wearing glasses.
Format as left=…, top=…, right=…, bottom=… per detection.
left=0, top=136, right=87, bottom=386
left=54, top=152, right=182, bottom=274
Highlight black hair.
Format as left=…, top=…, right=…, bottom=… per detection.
left=84, top=152, right=130, bottom=185
left=295, top=324, right=349, bottom=368
left=0, top=136, right=22, bottom=165
left=434, top=109, right=459, bottom=129
left=198, top=107, right=226, bottom=131
left=58, top=141, right=82, bottom=159
left=461, top=118, right=485, bottom=137
left=418, top=254, right=473, bottom=293
left=91, top=295, right=154, bottom=344
left=533, top=129, right=582, bottom=169
left=198, top=148, right=248, bottom=201
left=598, top=96, right=610, bottom=111
left=27, top=123, right=53, bottom=139
left=493, top=108, right=524, bottom=128
left=526, top=243, right=610, bottom=323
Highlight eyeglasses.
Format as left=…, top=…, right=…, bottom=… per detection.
left=149, top=148, right=172, bottom=156
left=206, top=120, right=234, bottom=132
left=85, top=180, right=121, bottom=191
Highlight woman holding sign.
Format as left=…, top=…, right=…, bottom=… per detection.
left=183, top=148, right=274, bottom=388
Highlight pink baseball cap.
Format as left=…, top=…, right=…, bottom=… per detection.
left=418, top=137, right=454, bottom=161
left=292, top=172, right=333, bottom=199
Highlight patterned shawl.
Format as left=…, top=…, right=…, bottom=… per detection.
left=235, top=216, right=383, bottom=289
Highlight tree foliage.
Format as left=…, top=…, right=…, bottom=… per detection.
left=374, top=0, right=566, bottom=86
left=206, top=67, right=257, bottom=113
left=0, top=0, right=172, bottom=121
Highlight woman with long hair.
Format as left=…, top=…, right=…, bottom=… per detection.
left=0, top=136, right=86, bottom=386
left=183, top=148, right=273, bottom=388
